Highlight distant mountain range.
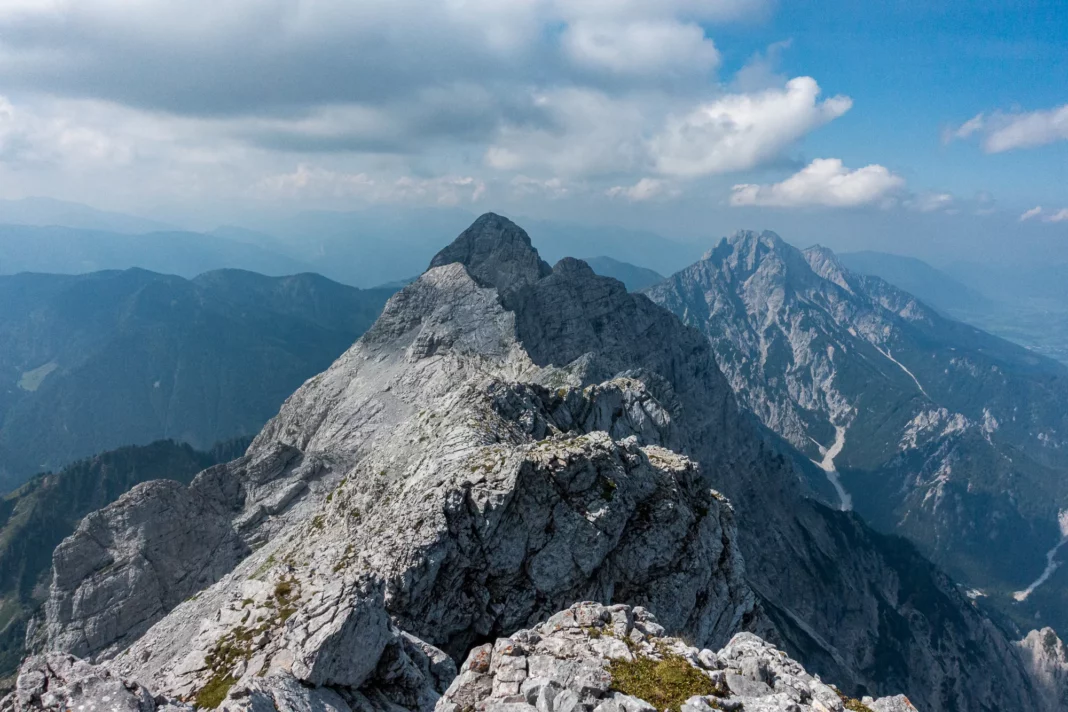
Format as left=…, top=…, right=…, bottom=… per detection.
left=0, top=268, right=396, bottom=489
left=583, top=256, right=665, bottom=291
left=224, top=209, right=703, bottom=287
left=0, top=224, right=314, bottom=279
left=840, top=250, right=1068, bottom=366
left=0, top=438, right=248, bottom=686
left=838, top=250, right=993, bottom=315
left=0, top=198, right=703, bottom=289
left=0, top=197, right=173, bottom=234
left=646, top=232, right=1068, bottom=636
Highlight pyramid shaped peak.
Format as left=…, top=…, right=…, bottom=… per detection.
left=429, top=212, right=551, bottom=291
left=701, top=229, right=791, bottom=264
left=724, top=229, right=789, bottom=250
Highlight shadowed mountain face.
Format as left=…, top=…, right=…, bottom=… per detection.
left=645, top=230, right=1068, bottom=634
left=0, top=268, right=397, bottom=489
left=28, top=214, right=1056, bottom=711
left=583, top=256, right=665, bottom=292
left=0, top=438, right=249, bottom=687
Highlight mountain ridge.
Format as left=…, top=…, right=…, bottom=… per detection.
left=17, top=214, right=1058, bottom=711
left=645, top=229, right=1068, bottom=637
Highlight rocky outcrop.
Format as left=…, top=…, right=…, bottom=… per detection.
left=1, top=653, right=191, bottom=711
left=7, top=603, right=915, bottom=712
left=42, top=479, right=251, bottom=659
left=1016, top=628, right=1068, bottom=711
left=29, top=214, right=1053, bottom=710
left=439, top=601, right=917, bottom=712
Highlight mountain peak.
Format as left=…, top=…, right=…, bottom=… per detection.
left=802, top=244, right=854, bottom=292
left=428, top=212, right=552, bottom=291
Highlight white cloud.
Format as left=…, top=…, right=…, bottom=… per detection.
left=651, top=77, right=853, bottom=177
left=1016, top=206, right=1068, bottom=224
left=0, top=0, right=861, bottom=209
left=551, top=0, right=769, bottom=23
left=1020, top=206, right=1043, bottom=221
left=729, top=158, right=905, bottom=208
left=944, top=113, right=985, bottom=143
left=484, top=87, right=649, bottom=177
left=909, top=192, right=955, bottom=213
left=948, top=104, right=1068, bottom=153
left=562, top=20, right=719, bottom=77
left=731, top=39, right=792, bottom=92
left=0, top=94, right=136, bottom=167
left=606, top=177, right=674, bottom=201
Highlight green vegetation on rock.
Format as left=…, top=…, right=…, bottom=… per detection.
left=608, top=650, right=720, bottom=712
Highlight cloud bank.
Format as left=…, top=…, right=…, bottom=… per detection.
left=948, top=104, right=1068, bottom=153
left=730, top=158, right=905, bottom=208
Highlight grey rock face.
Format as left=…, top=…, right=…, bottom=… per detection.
left=428, top=213, right=552, bottom=297
left=644, top=231, right=1068, bottom=609
left=36, top=232, right=756, bottom=708
left=43, top=479, right=251, bottom=659
left=1, top=653, right=190, bottom=712
left=439, top=602, right=916, bottom=712
left=1016, top=628, right=1068, bottom=711
left=31, top=214, right=1051, bottom=711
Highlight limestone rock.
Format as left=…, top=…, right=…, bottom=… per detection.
left=1016, top=628, right=1068, bottom=712
left=439, top=602, right=913, bottom=712
left=43, top=479, right=251, bottom=659
left=1, top=653, right=190, bottom=712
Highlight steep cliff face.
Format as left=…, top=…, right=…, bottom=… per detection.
left=645, top=231, right=1068, bottom=629
left=27, top=215, right=1051, bottom=710
left=1016, top=628, right=1068, bottom=712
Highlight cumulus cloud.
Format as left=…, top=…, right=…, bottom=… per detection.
left=561, top=20, right=720, bottom=77
left=0, top=95, right=135, bottom=167
left=0, top=0, right=861, bottom=208
left=484, top=87, right=649, bottom=177
left=651, top=78, right=853, bottom=177
left=729, top=158, right=905, bottom=208
left=1046, top=208, right=1068, bottom=223
left=948, top=104, right=1068, bottom=153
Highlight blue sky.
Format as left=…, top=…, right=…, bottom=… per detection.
left=0, top=0, right=1064, bottom=262
left=743, top=1, right=1068, bottom=206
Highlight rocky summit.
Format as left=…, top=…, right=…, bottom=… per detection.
left=8, top=215, right=1065, bottom=710
left=438, top=601, right=918, bottom=712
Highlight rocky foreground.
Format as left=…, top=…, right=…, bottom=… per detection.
left=5, top=603, right=916, bottom=712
